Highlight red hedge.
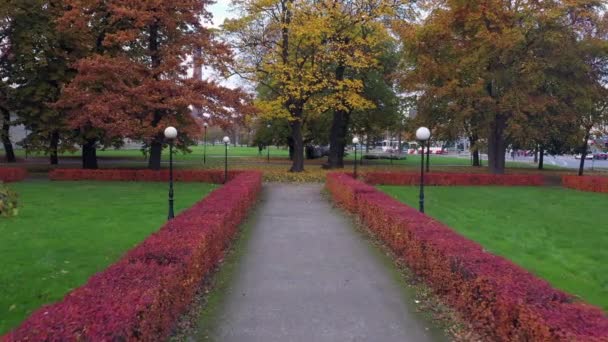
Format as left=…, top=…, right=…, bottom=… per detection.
left=3, top=171, right=262, bottom=341
left=49, top=169, right=241, bottom=184
left=0, top=167, right=27, bottom=183
left=327, top=172, right=608, bottom=341
left=363, top=171, right=545, bottom=186
left=562, top=175, right=608, bottom=193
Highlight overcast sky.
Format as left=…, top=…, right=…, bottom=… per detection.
left=209, top=2, right=234, bottom=28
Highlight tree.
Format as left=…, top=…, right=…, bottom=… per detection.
left=226, top=0, right=330, bottom=172
left=397, top=0, right=607, bottom=174
left=0, top=0, right=16, bottom=162
left=311, top=0, right=394, bottom=169
left=3, top=0, right=81, bottom=165
left=57, top=0, right=253, bottom=169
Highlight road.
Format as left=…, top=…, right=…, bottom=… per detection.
left=452, top=153, right=608, bottom=170
left=508, top=154, right=608, bottom=170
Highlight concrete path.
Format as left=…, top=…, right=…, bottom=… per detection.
left=205, top=183, right=445, bottom=342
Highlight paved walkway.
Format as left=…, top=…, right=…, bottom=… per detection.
left=205, top=184, right=444, bottom=342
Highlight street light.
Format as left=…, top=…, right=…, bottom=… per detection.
left=223, top=136, right=230, bottom=184
left=416, top=127, right=431, bottom=213
left=164, top=126, right=178, bottom=220
left=267, top=124, right=271, bottom=163
left=203, top=122, right=208, bottom=164
left=352, top=137, right=360, bottom=178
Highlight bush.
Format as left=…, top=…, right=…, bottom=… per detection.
left=363, top=171, right=545, bottom=186
left=0, top=167, right=28, bottom=183
left=3, top=171, right=263, bottom=341
left=327, top=173, right=608, bottom=341
left=0, top=182, right=18, bottom=217
left=49, top=169, right=241, bottom=184
left=562, top=175, right=608, bottom=193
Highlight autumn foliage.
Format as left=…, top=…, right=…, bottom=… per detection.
left=362, top=172, right=545, bottom=186
left=562, top=175, right=608, bottom=194
left=3, top=171, right=262, bottom=341
left=0, top=168, right=27, bottom=183
left=327, top=173, right=608, bottom=341
left=49, top=169, right=242, bottom=184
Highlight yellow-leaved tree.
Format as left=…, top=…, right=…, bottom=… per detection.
left=225, top=0, right=404, bottom=172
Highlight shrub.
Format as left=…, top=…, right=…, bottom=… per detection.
left=49, top=169, right=241, bottom=184
left=0, top=182, right=18, bottom=217
left=3, top=171, right=263, bottom=341
left=0, top=167, right=27, bottom=183
left=562, top=175, right=608, bottom=193
left=327, top=173, right=608, bottom=341
left=363, top=171, right=545, bottom=186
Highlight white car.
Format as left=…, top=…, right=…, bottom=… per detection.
left=575, top=154, right=594, bottom=160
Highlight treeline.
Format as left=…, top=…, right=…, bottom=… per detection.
left=2, top=1, right=607, bottom=174
left=0, top=0, right=252, bottom=169
left=229, top=0, right=607, bottom=174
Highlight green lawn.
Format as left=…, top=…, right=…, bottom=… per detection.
left=9, top=145, right=290, bottom=160
left=378, top=185, right=608, bottom=312
left=0, top=181, right=217, bottom=334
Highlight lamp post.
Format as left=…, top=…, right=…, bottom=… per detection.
left=203, top=123, right=208, bottom=164
left=267, top=124, right=271, bottom=163
left=416, top=127, right=431, bottom=213
left=164, top=126, right=178, bottom=220
left=223, top=136, right=230, bottom=184
left=352, top=137, right=360, bottom=178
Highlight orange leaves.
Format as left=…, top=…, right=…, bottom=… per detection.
left=55, top=0, right=254, bottom=144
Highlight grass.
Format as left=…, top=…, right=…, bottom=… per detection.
left=8, top=145, right=290, bottom=160
left=0, top=180, right=217, bottom=334
left=378, top=185, right=608, bottom=312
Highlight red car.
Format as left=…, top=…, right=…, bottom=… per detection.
left=593, top=152, right=608, bottom=160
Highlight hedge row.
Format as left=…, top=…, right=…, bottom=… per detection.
left=327, top=172, right=608, bottom=341
left=0, top=167, right=27, bottom=183
left=3, top=171, right=263, bottom=341
left=562, top=175, right=608, bottom=193
left=363, top=171, right=545, bottom=186
left=49, top=168, right=240, bottom=183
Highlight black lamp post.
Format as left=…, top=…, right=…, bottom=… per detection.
left=203, top=122, right=208, bottom=164
left=416, top=127, right=431, bottom=213
left=352, top=137, right=360, bottom=178
left=267, top=124, right=271, bottom=163
left=164, top=126, right=178, bottom=220
left=223, top=136, right=230, bottom=184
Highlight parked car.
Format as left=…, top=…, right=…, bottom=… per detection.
left=575, top=154, right=594, bottom=160
left=593, top=152, right=608, bottom=160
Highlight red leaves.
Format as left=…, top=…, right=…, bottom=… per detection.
left=327, top=173, right=608, bottom=341
left=3, top=171, right=262, bottom=341
left=562, top=175, right=608, bottom=193
left=363, top=171, right=545, bottom=186
left=0, top=168, right=27, bottom=183
left=49, top=169, right=241, bottom=184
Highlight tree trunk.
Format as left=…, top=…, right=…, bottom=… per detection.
left=578, top=133, right=590, bottom=176
left=469, top=135, right=480, bottom=167
left=289, top=119, right=304, bottom=172
left=538, top=145, right=544, bottom=170
left=148, top=136, right=163, bottom=170
left=50, top=130, right=59, bottom=165
left=1, top=108, right=16, bottom=163
left=487, top=116, right=507, bottom=174
left=82, top=138, right=98, bottom=169
left=327, top=65, right=349, bottom=169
